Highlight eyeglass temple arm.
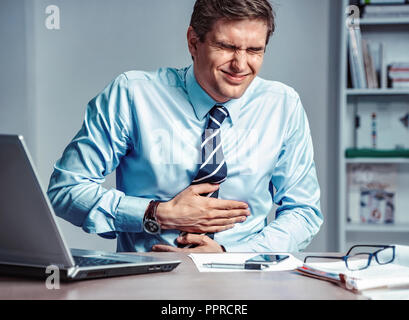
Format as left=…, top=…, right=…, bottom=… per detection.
left=346, top=244, right=392, bottom=255
left=303, top=256, right=344, bottom=263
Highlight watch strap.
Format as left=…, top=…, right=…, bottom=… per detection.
left=144, top=200, right=160, bottom=222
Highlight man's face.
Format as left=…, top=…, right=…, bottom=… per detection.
left=188, top=18, right=268, bottom=103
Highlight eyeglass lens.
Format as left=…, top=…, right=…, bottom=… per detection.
left=346, top=246, right=394, bottom=271
left=376, top=247, right=394, bottom=264
left=346, top=253, right=371, bottom=271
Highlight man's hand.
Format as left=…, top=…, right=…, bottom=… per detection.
left=156, top=183, right=250, bottom=234
left=152, top=233, right=224, bottom=253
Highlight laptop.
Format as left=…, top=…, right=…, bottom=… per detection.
left=0, top=134, right=181, bottom=281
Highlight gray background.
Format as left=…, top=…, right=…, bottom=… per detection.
left=0, top=0, right=341, bottom=252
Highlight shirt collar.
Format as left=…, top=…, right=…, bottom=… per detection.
left=186, top=65, right=242, bottom=126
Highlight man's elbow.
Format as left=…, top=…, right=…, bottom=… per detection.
left=47, top=182, right=69, bottom=219
left=47, top=170, right=78, bottom=222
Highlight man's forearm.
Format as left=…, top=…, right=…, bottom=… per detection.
left=47, top=170, right=150, bottom=236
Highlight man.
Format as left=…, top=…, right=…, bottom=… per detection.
left=47, top=0, right=323, bottom=253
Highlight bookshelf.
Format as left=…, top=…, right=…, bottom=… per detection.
left=346, top=223, right=409, bottom=233
left=346, top=88, right=409, bottom=96
left=360, top=17, right=409, bottom=25
left=346, top=158, right=409, bottom=164
left=338, top=0, right=409, bottom=251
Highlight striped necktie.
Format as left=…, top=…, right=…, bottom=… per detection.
left=192, top=105, right=229, bottom=197
left=178, top=105, right=229, bottom=247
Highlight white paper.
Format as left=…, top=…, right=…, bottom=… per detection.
left=189, top=253, right=303, bottom=272
left=305, top=248, right=409, bottom=292
left=362, top=287, right=409, bottom=300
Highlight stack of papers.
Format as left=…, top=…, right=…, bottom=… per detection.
left=189, top=253, right=303, bottom=273
left=296, top=245, right=409, bottom=300
left=298, top=261, right=409, bottom=290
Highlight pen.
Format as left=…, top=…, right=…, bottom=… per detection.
left=202, top=263, right=268, bottom=270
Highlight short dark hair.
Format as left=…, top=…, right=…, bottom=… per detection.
left=190, top=0, right=276, bottom=45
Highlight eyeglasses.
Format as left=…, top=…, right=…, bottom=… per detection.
left=304, top=245, right=395, bottom=271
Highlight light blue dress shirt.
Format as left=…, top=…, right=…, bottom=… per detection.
left=47, top=65, right=323, bottom=253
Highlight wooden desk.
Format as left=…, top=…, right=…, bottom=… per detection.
left=0, top=252, right=360, bottom=300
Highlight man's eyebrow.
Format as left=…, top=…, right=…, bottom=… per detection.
left=214, top=41, right=237, bottom=49
left=213, top=40, right=264, bottom=52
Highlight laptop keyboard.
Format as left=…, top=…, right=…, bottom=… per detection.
left=73, top=256, right=126, bottom=267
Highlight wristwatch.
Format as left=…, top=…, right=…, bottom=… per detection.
left=143, top=200, right=161, bottom=235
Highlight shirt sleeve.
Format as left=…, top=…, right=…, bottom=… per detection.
left=47, top=74, right=151, bottom=239
left=222, top=97, right=323, bottom=252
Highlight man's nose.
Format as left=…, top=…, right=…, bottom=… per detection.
left=231, top=50, right=247, bottom=73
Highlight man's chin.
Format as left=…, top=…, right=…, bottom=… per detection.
left=219, top=88, right=247, bottom=101
left=210, top=81, right=250, bottom=102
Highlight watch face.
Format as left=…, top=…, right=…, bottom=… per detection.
left=144, top=219, right=160, bottom=235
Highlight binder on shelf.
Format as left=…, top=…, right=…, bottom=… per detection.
left=348, top=25, right=367, bottom=89
left=362, top=39, right=379, bottom=88
left=380, top=43, right=387, bottom=89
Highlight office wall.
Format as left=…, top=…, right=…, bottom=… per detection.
left=1, top=0, right=340, bottom=252
left=0, top=1, right=34, bottom=152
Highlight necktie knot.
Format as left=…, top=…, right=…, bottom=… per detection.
left=208, top=105, right=229, bottom=129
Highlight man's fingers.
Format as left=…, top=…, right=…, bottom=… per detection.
left=176, top=234, right=225, bottom=253
left=206, top=197, right=249, bottom=210
left=190, top=184, right=249, bottom=210
left=208, top=209, right=251, bottom=219
left=161, top=210, right=247, bottom=233
left=152, top=244, right=182, bottom=252
left=152, top=235, right=224, bottom=254
left=177, top=233, right=208, bottom=246
left=196, top=215, right=248, bottom=227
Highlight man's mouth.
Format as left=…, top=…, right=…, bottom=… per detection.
left=221, top=70, right=249, bottom=82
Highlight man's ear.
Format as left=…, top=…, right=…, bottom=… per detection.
left=187, top=26, right=199, bottom=59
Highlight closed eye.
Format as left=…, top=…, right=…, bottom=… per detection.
left=214, top=41, right=237, bottom=51
left=213, top=41, right=264, bottom=54
left=247, top=47, right=264, bottom=54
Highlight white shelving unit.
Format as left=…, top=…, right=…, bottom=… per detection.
left=360, top=17, right=409, bottom=26
left=338, top=0, right=409, bottom=252
left=346, top=89, right=409, bottom=96
left=346, top=158, right=409, bottom=164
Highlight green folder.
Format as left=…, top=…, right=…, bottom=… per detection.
left=345, top=148, right=409, bottom=158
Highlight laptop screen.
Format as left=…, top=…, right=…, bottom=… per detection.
left=0, top=135, right=74, bottom=268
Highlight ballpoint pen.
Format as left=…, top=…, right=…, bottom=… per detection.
left=202, top=263, right=269, bottom=270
